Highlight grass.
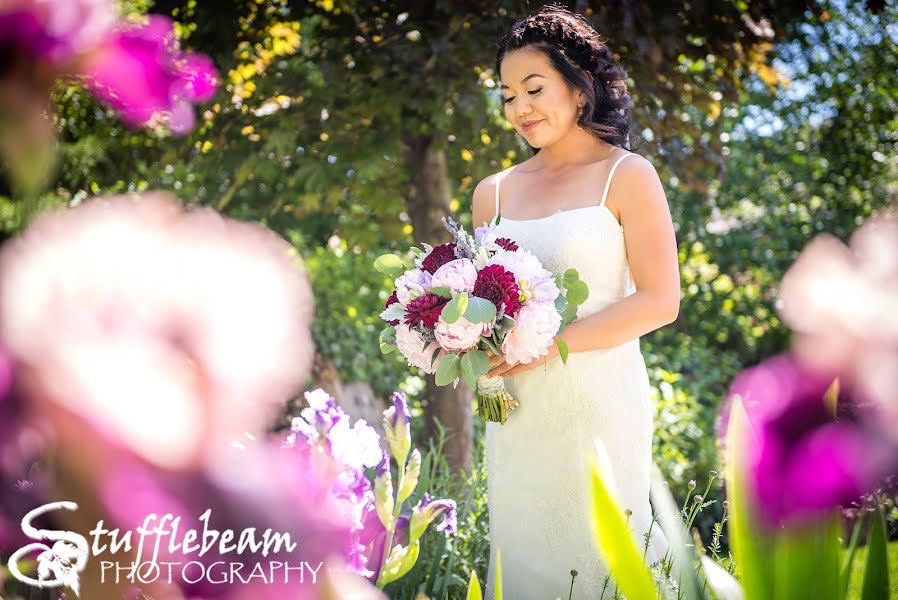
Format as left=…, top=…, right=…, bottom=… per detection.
left=846, top=540, right=898, bottom=599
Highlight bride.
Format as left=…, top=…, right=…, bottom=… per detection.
left=470, top=7, right=680, bottom=598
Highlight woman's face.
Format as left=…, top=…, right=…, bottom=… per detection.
left=499, top=47, right=583, bottom=149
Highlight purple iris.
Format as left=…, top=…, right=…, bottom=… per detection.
left=414, top=492, right=458, bottom=535
left=726, top=354, right=897, bottom=529
left=386, top=391, right=410, bottom=431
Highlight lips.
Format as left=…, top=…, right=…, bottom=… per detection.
left=521, top=120, right=543, bottom=133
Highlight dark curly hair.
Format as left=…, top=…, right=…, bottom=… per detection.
left=495, top=5, right=632, bottom=152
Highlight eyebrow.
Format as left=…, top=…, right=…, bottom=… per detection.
left=500, top=73, right=546, bottom=90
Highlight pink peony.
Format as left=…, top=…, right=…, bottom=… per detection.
left=431, top=258, right=478, bottom=293
left=434, top=316, right=484, bottom=352
left=488, top=249, right=560, bottom=305
left=395, top=325, right=440, bottom=374
left=501, top=302, right=562, bottom=366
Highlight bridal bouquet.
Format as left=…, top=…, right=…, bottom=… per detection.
left=376, top=216, right=589, bottom=423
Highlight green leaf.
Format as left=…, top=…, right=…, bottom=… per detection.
left=379, top=327, right=396, bottom=354
left=724, top=398, right=775, bottom=599
left=467, top=349, right=491, bottom=378
left=480, top=335, right=500, bottom=356
left=494, top=213, right=501, bottom=227
left=430, top=286, right=453, bottom=298
left=565, top=280, right=589, bottom=306
left=464, top=296, right=497, bottom=323
left=861, top=506, right=890, bottom=600
left=587, top=451, right=656, bottom=600
left=374, top=254, right=406, bottom=277
left=554, top=294, right=568, bottom=314
left=562, top=268, right=580, bottom=288
left=441, top=294, right=465, bottom=324
left=841, top=512, right=866, bottom=598
left=493, top=548, right=503, bottom=600
left=466, top=570, right=483, bottom=600
left=435, top=352, right=461, bottom=386
left=457, top=292, right=469, bottom=316
left=460, top=352, right=477, bottom=390
left=556, top=338, right=568, bottom=364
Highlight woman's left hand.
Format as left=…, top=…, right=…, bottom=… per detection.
left=486, top=344, right=559, bottom=379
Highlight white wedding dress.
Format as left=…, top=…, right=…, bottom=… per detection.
left=485, top=153, right=667, bottom=599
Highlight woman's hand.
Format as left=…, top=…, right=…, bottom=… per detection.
left=485, top=343, right=560, bottom=379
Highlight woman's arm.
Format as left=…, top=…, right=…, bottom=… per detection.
left=557, top=154, right=680, bottom=352
left=471, top=173, right=499, bottom=231
left=487, top=155, right=679, bottom=377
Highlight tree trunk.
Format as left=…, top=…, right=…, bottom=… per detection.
left=402, top=134, right=473, bottom=475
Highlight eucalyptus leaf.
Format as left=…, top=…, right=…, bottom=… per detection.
left=464, top=296, right=497, bottom=324
left=441, top=294, right=463, bottom=324
left=562, top=268, right=580, bottom=288
left=379, top=327, right=396, bottom=354
left=566, top=280, right=589, bottom=306
left=374, top=254, right=406, bottom=277
left=435, top=352, right=462, bottom=386
left=556, top=338, right=569, bottom=364
left=554, top=294, right=568, bottom=314
left=460, top=352, right=477, bottom=390
left=430, top=286, right=453, bottom=298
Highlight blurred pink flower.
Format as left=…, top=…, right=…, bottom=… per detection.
left=81, top=15, right=218, bottom=134
left=777, top=215, right=898, bottom=440
left=0, top=0, right=117, bottom=64
left=0, top=192, right=313, bottom=471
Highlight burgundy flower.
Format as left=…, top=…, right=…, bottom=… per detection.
left=495, top=237, right=519, bottom=251
left=383, top=290, right=400, bottom=326
left=473, top=264, right=522, bottom=317
left=421, top=243, right=457, bottom=274
left=723, top=354, right=897, bottom=530
left=404, top=294, right=448, bottom=329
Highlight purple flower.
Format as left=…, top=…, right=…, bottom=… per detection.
left=725, top=354, right=897, bottom=529
left=81, top=15, right=218, bottom=134
left=383, top=391, right=411, bottom=465
left=409, top=493, right=457, bottom=542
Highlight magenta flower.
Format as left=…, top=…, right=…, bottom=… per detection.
left=81, top=15, right=218, bottom=134
left=725, top=354, right=897, bottom=529
left=777, top=215, right=898, bottom=443
left=420, top=243, right=457, bottom=274
left=404, top=293, right=448, bottom=329
left=473, top=264, right=522, bottom=317
left=409, top=493, right=457, bottom=541
left=0, top=0, right=117, bottom=65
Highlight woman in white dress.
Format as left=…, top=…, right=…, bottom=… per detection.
left=470, top=7, right=680, bottom=599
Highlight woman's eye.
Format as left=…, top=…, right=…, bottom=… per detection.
left=502, top=89, right=542, bottom=105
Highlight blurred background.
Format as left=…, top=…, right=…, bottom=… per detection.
left=1, top=0, right=896, bottom=597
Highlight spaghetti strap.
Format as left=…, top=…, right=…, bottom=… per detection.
left=494, top=166, right=515, bottom=222
left=599, top=153, right=634, bottom=208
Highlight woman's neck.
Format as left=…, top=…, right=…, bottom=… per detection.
left=533, top=128, right=616, bottom=171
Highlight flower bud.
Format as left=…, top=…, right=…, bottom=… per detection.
left=398, top=448, right=421, bottom=503
left=374, top=451, right=394, bottom=528
left=377, top=541, right=421, bottom=587
left=688, top=480, right=696, bottom=490
left=383, top=391, right=411, bottom=465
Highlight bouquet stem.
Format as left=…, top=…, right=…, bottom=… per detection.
left=475, top=375, right=519, bottom=424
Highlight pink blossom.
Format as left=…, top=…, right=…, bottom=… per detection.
left=394, top=325, right=440, bottom=374
left=778, top=215, right=898, bottom=442
left=0, top=192, right=312, bottom=471
left=501, top=302, right=562, bottom=366
left=0, top=0, right=117, bottom=64
left=488, top=249, right=560, bottom=305
left=434, top=316, right=483, bottom=352
left=81, top=15, right=218, bottom=134
left=430, top=258, right=477, bottom=294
